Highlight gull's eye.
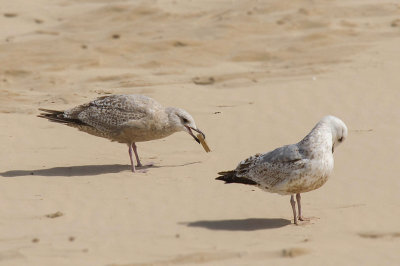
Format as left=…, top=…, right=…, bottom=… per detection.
left=182, top=117, right=189, bottom=123
left=338, top=137, right=343, bottom=142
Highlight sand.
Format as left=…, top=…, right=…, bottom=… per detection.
left=1, top=0, right=400, bottom=265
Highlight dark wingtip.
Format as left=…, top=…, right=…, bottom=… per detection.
left=216, top=170, right=257, bottom=185
left=37, top=109, right=85, bottom=126
left=217, top=171, right=231, bottom=176
left=38, top=108, right=64, bottom=120
left=215, top=176, right=226, bottom=181
left=216, top=170, right=234, bottom=183
left=38, top=108, right=63, bottom=114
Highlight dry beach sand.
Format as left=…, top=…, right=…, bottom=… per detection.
left=1, top=0, right=400, bottom=265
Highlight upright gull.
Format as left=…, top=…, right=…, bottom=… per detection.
left=216, top=115, right=347, bottom=224
left=38, top=94, right=208, bottom=173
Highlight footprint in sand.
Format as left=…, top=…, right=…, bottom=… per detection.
left=281, top=248, right=310, bottom=258
left=192, top=76, right=215, bottom=85
left=391, top=19, right=400, bottom=27
left=45, top=211, right=63, bottom=219
left=358, top=232, right=400, bottom=239
left=4, top=13, right=18, bottom=18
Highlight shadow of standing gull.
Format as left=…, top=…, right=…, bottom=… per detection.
left=182, top=218, right=291, bottom=231
left=0, top=161, right=202, bottom=177
left=0, top=164, right=130, bottom=177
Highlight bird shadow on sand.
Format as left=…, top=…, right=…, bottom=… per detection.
left=0, top=164, right=130, bottom=177
left=0, top=161, right=202, bottom=177
left=159, top=161, right=201, bottom=168
left=181, top=218, right=291, bottom=231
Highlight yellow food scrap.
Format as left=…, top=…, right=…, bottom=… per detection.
left=197, top=133, right=211, bottom=152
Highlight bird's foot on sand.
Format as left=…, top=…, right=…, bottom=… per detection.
left=298, top=216, right=310, bottom=222
left=130, top=162, right=154, bottom=173
left=293, top=216, right=319, bottom=225
left=136, top=162, right=154, bottom=168
left=131, top=167, right=148, bottom=173
left=293, top=219, right=308, bottom=226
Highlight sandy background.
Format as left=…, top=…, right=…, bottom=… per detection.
left=1, top=0, right=400, bottom=265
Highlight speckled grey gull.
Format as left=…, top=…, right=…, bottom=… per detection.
left=38, top=94, right=207, bottom=173
left=216, top=115, right=347, bottom=225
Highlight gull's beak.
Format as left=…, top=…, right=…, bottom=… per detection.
left=185, top=126, right=205, bottom=144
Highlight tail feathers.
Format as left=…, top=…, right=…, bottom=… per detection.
left=38, top=108, right=84, bottom=125
left=216, top=170, right=257, bottom=185
left=38, top=108, right=64, bottom=115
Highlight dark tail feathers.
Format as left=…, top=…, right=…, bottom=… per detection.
left=216, top=170, right=257, bottom=185
left=38, top=108, right=84, bottom=125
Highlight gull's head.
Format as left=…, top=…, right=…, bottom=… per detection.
left=166, top=107, right=205, bottom=144
left=321, top=115, right=348, bottom=153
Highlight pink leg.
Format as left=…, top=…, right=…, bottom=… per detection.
left=296, top=193, right=309, bottom=221
left=128, top=143, right=150, bottom=173
left=133, top=143, right=154, bottom=169
left=132, top=143, right=143, bottom=167
left=290, top=195, right=298, bottom=225
left=128, top=144, right=136, bottom=173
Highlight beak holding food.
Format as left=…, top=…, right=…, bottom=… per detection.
left=185, top=126, right=210, bottom=152
left=185, top=126, right=200, bottom=144
left=186, top=126, right=210, bottom=152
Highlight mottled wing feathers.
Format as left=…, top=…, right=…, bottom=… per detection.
left=38, top=108, right=115, bottom=139
left=244, top=145, right=308, bottom=187
left=38, top=95, right=164, bottom=141
left=258, top=144, right=306, bottom=164
left=217, top=144, right=309, bottom=189
left=63, top=95, right=159, bottom=133
left=234, top=153, right=262, bottom=176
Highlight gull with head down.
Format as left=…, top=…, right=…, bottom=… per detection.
left=38, top=94, right=208, bottom=173
left=216, top=115, right=347, bottom=225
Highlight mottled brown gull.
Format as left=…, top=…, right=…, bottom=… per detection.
left=216, top=115, right=347, bottom=225
left=38, top=94, right=208, bottom=173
